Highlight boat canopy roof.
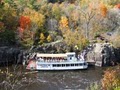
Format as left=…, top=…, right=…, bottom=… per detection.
left=36, top=53, right=67, bottom=57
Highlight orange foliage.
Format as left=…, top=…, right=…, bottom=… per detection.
left=101, top=66, right=120, bottom=90
left=19, top=16, right=31, bottom=30
left=59, top=16, right=69, bottom=29
left=100, top=3, right=107, bottom=17
left=114, top=4, right=120, bottom=9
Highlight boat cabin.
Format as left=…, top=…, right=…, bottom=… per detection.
left=36, top=52, right=77, bottom=62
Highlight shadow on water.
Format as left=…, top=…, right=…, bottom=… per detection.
left=0, top=65, right=106, bottom=90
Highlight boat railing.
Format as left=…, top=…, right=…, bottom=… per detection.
left=37, top=59, right=67, bottom=63
left=36, top=57, right=85, bottom=63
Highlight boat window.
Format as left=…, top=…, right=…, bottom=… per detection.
left=71, top=64, right=74, bottom=66
left=84, top=63, right=87, bottom=65
left=66, top=64, right=70, bottom=67
left=53, top=64, right=57, bottom=67
left=79, top=63, right=83, bottom=66
left=75, top=64, right=78, bottom=66
left=62, top=64, right=65, bottom=67
left=57, top=64, right=61, bottom=67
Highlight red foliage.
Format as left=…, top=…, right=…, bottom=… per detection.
left=19, top=16, right=31, bottom=30
left=0, top=22, right=4, bottom=32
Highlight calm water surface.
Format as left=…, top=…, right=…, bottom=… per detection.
left=0, top=66, right=105, bottom=90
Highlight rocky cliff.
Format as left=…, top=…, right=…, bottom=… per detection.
left=86, top=43, right=117, bottom=66
left=0, top=46, right=23, bottom=65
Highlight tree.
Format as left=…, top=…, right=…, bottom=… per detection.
left=47, top=35, right=52, bottom=42
left=52, top=3, right=61, bottom=20
left=59, top=16, right=69, bottom=34
left=39, top=33, right=45, bottom=44
left=79, top=2, right=97, bottom=39
left=22, top=8, right=45, bottom=29
left=0, top=3, right=18, bottom=30
left=100, top=3, right=107, bottom=17
left=0, top=22, right=4, bottom=31
left=19, top=16, right=31, bottom=30
left=20, top=29, right=34, bottom=47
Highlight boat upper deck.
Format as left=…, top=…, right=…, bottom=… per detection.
left=35, top=52, right=85, bottom=63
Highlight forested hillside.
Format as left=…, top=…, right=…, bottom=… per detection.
left=0, top=0, right=120, bottom=49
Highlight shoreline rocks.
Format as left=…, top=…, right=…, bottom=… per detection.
left=0, top=46, right=24, bottom=65
left=86, top=43, right=118, bottom=67
left=0, top=42, right=120, bottom=67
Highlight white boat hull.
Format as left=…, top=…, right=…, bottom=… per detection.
left=26, top=52, right=88, bottom=70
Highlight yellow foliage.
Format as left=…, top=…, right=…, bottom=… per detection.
left=40, top=33, right=45, bottom=44
left=47, top=35, right=52, bottom=42
left=40, top=33, right=45, bottom=40
left=64, top=30, right=89, bottom=50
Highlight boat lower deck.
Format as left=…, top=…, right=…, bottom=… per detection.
left=36, top=61, right=88, bottom=70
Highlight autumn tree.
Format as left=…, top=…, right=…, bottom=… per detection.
left=51, top=3, right=61, bottom=20
left=47, top=35, right=52, bottom=42
left=79, top=1, right=97, bottom=39
left=39, top=33, right=46, bottom=44
left=19, top=16, right=31, bottom=30
left=59, top=16, right=69, bottom=34
left=22, top=8, right=45, bottom=30
left=21, top=8, right=46, bottom=45
left=18, top=15, right=34, bottom=47
left=39, top=3, right=53, bottom=18
left=101, top=67, right=120, bottom=90
left=64, top=30, right=89, bottom=50
left=99, top=3, right=108, bottom=17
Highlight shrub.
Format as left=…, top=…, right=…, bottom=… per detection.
left=0, top=30, right=16, bottom=45
left=101, top=65, right=120, bottom=90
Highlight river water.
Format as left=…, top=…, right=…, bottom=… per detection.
left=0, top=65, right=105, bottom=90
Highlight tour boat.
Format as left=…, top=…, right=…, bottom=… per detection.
left=26, top=52, right=88, bottom=70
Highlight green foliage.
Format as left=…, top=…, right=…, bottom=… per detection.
left=0, top=3, right=18, bottom=30
left=87, top=82, right=101, bottom=90
left=52, top=3, right=61, bottom=20
left=0, top=30, right=16, bottom=45
left=20, top=29, right=34, bottom=47
left=114, top=86, right=120, bottom=90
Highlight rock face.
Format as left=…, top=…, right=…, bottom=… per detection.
left=32, top=40, right=70, bottom=53
left=0, top=46, right=23, bottom=65
left=86, top=43, right=116, bottom=66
